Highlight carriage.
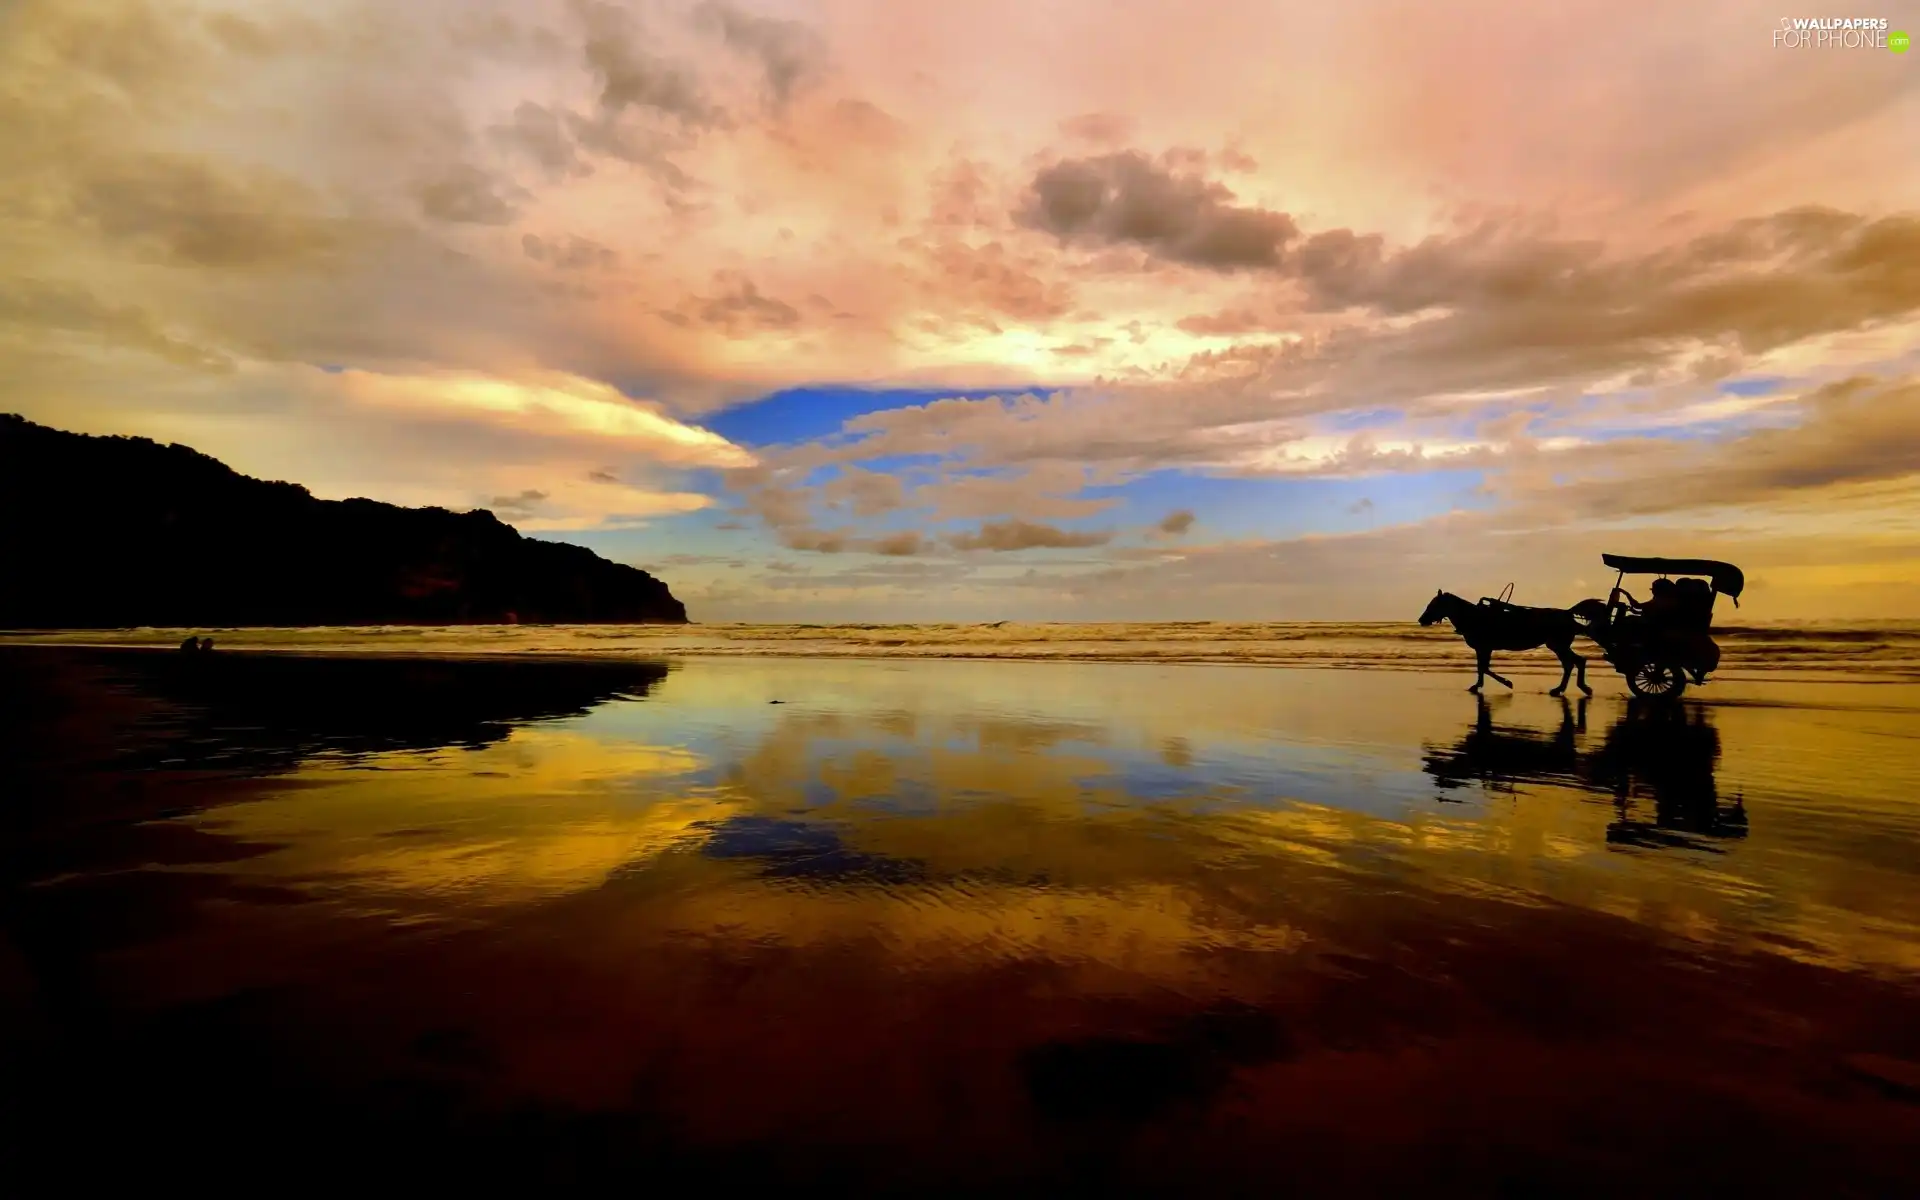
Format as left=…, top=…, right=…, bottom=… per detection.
left=1576, top=554, right=1745, bottom=700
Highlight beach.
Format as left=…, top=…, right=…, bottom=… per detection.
left=9, top=618, right=1920, bottom=679
left=4, top=633, right=1919, bottom=1194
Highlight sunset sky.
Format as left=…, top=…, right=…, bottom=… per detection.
left=3, top=0, right=1916, bottom=620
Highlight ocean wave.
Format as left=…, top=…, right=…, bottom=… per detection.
left=7, top=621, right=1920, bottom=681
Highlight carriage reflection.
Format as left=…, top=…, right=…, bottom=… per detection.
left=1423, top=695, right=1746, bottom=850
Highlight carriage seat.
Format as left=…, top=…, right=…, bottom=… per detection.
left=1673, top=577, right=1715, bottom=630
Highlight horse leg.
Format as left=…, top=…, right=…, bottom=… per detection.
left=1549, top=640, right=1581, bottom=697
left=1468, top=647, right=1487, bottom=692
left=1484, top=651, right=1513, bottom=689
left=1548, top=649, right=1571, bottom=697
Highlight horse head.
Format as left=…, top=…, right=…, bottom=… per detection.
left=1568, top=597, right=1610, bottom=624
left=1418, top=589, right=1454, bottom=627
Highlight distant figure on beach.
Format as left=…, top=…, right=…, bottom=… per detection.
left=178, top=635, right=215, bottom=655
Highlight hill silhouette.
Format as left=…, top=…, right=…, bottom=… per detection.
left=0, top=414, right=688, bottom=627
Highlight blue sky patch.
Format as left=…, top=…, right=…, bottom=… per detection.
left=702, top=385, right=1046, bottom=448
left=1717, top=376, right=1787, bottom=397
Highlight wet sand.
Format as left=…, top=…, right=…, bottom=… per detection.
left=4, top=645, right=1919, bottom=1194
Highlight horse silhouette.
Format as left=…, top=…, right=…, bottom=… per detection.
left=1417, top=590, right=1592, bottom=696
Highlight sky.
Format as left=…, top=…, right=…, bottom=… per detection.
left=2, top=0, right=1917, bottom=621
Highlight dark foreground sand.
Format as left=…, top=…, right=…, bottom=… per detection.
left=3, top=645, right=1918, bottom=1195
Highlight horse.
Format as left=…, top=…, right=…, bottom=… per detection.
left=1417, top=590, right=1593, bottom=696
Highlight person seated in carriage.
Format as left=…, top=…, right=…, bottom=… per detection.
left=1610, top=577, right=1681, bottom=634
left=1623, top=577, right=1720, bottom=681
left=1637, top=578, right=1682, bottom=626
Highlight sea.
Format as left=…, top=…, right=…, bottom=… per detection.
left=4, top=621, right=1919, bottom=1190
left=6, top=618, right=1920, bottom=681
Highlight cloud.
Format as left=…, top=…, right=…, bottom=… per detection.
left=66, top=153, right=345, bottom=268
left=1293, top=207, right=1918, bottom=330
left=522, top=233, right=620, bottom=270
left=761, top=518, right=939, bottom=556
left=698, top=2, right=829, bottom=113
left=909, top=239, right=1076, bottom=322
left=416, top=164, right=527, bottom=226
left=1157, top=509, right=1195, bottom=535
left=512, top=488, right=715, bottom=532
left=949, top=518, right=1112, bottom=551
left=1058, top=112, right=1137, bottom=145
left=924, top=157, right=995, bottom=229
left=578, top=1, right=723, bottom=127
left=750, top=558, right=967, bottom=592
left=332, top=369, right=756, bottom=467
left=823, top=97, right=907, bottom=149
left=1284, top=208, right=1920, bottom=404
left=1017, top=151, right=1299, bottom=270
left=771, top=525, right=928, bottom=556
left=0, top=278, right=230, bottom=370
left=820, top=463, right=907, bottom=516
left=823, top=390, right=1251, bottom=472
left=488, top=488, right=549, bottom=518
left=1175, top=308, right=1284, bottom=336
left=780, top=526, right=849, bottom=552
left=562, top=109, right=701, bottom=189
left=491, top=102, right=593, bottom=180
left=660, top=271, right=802, bottom=334
left=803, top=202, right=1920, bottom=485
left=1509, top=373, right=1920, bottom=521
left=914, top=463, right=1116, bottom=520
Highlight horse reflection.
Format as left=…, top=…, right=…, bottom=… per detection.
left=1423, top=694, right=1588, bottom=795
left=1422, top=696, right=1745, bottom=849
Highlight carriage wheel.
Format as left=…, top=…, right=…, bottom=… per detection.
left=1624, top=660, right=1688, bottom=700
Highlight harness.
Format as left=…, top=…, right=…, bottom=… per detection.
left=1475, top=597, right=1564, bottom=619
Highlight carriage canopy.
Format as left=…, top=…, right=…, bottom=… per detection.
left=1600, top=554, right=1745, bottom=602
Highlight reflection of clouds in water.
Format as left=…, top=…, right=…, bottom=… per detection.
left=698, top=676, right=1920, bottom=977
left=193, top=657, right=1920, bottom=978
left=201, top=728, right=727, bottom=907
left=1160, top=737, right=1193, bottom=768
left=645, top=878, right=1309, bottom=977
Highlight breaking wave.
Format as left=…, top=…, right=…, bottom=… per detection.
left=8, top=620, right=1920, bottom=682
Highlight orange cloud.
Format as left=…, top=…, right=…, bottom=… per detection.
left=1, top=0, right=1916, bottom=613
